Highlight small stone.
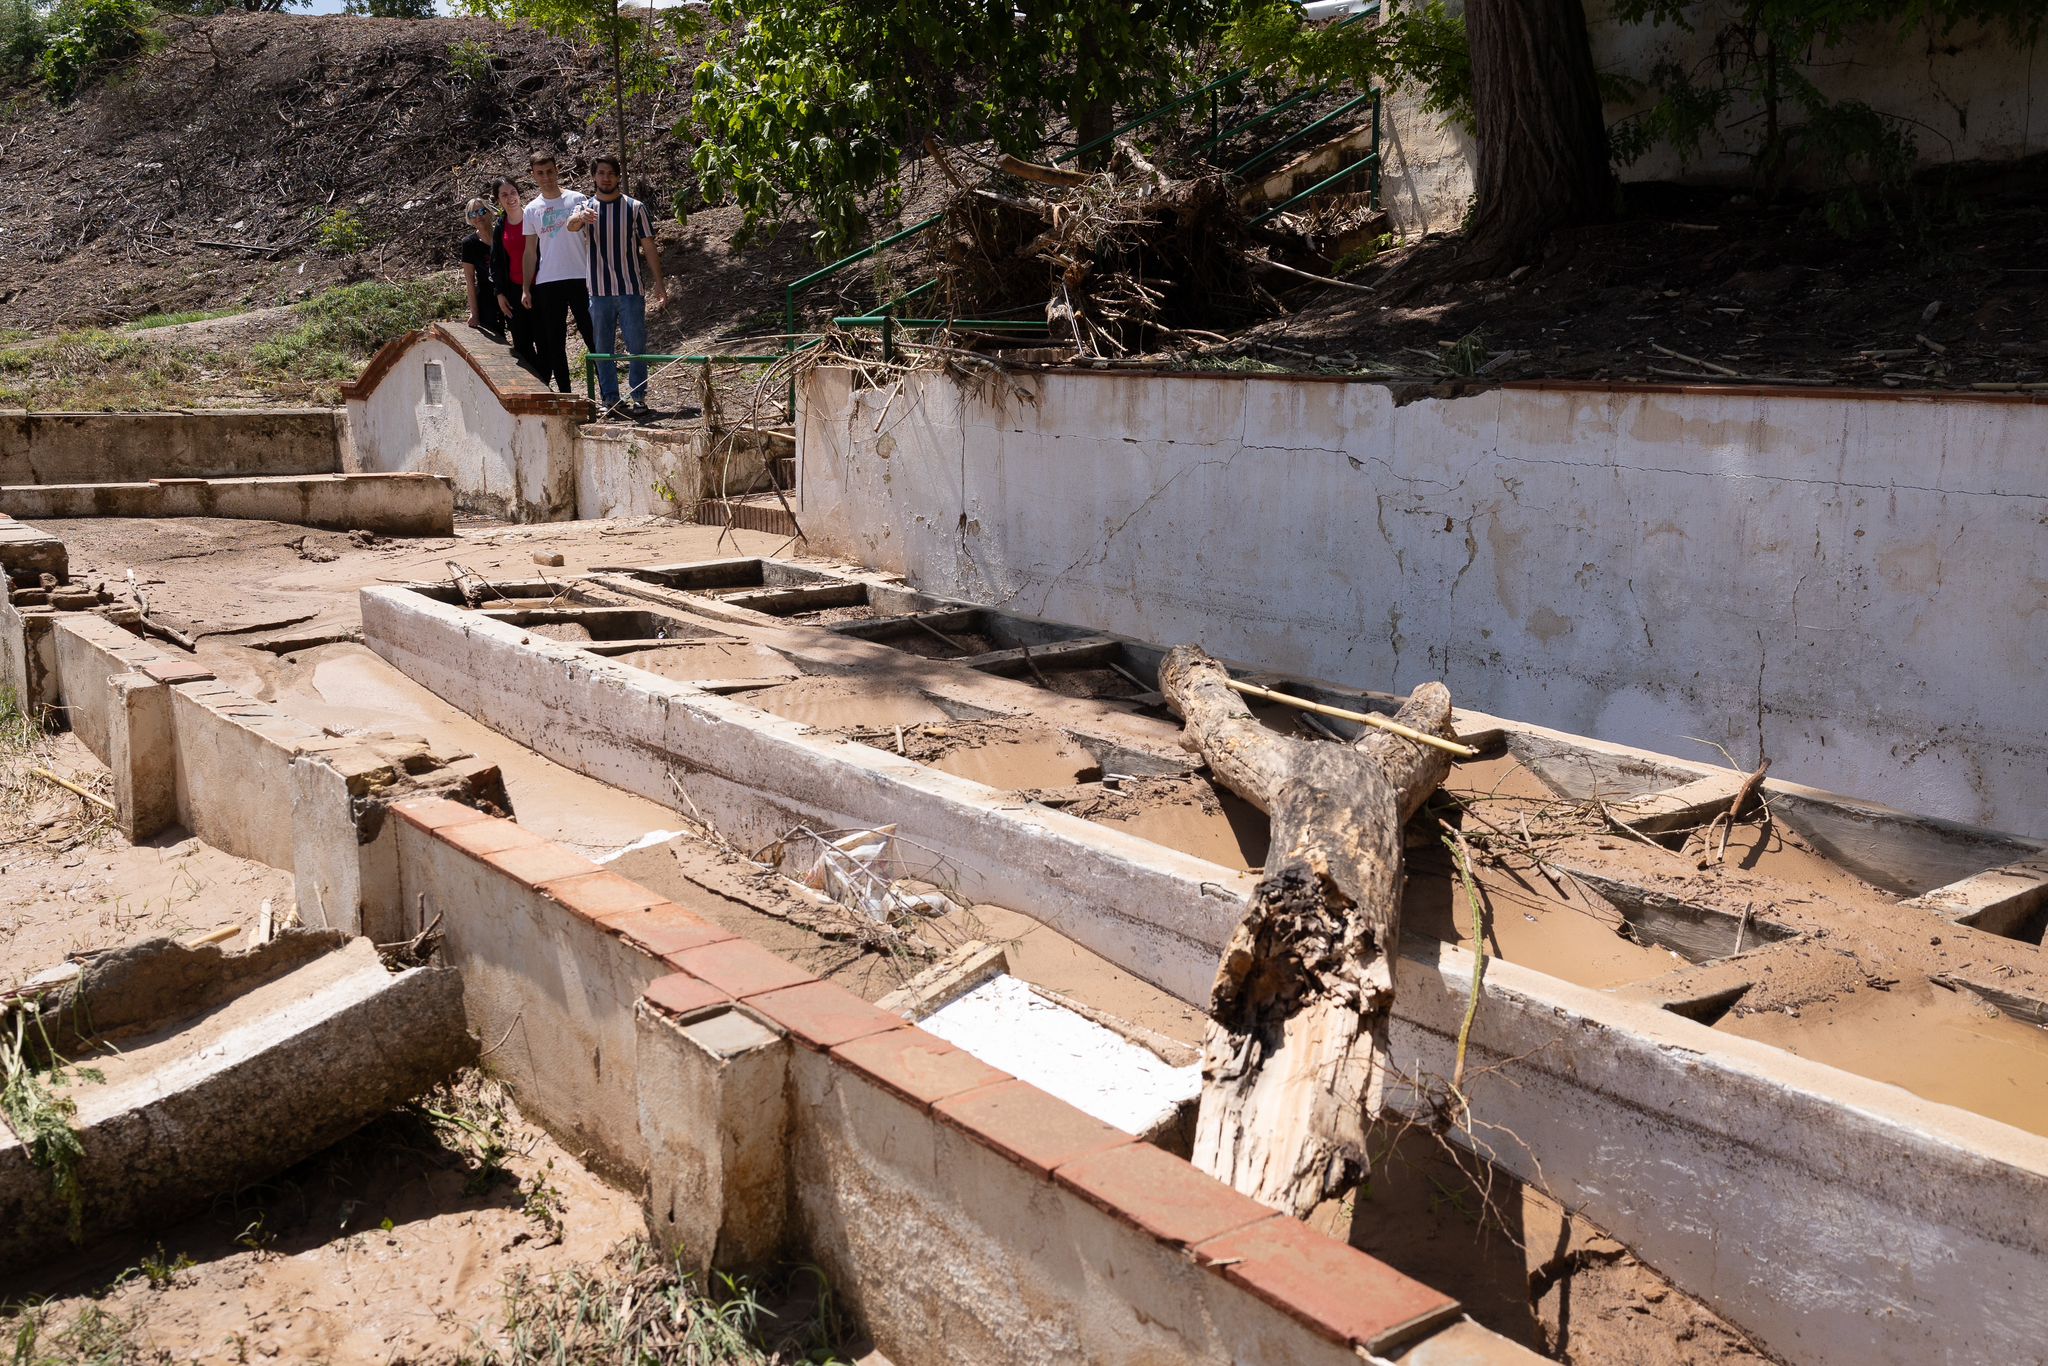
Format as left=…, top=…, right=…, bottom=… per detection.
left=532, top=552, right=566, bottom=567
left=1920, top=300, right=1943, bottom=324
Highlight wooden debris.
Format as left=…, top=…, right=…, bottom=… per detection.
left=29, top=767, right=113, bottom=813
left=1161, top=644, right=1456, bottom=1216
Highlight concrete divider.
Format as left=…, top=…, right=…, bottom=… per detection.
left=362, top=585, right=1247, bottom=1003
left=361, top=579, right=2048, bottom=1365
left=1386, top=942, right=2048, bottom=1365
left=386, top=794, right=1514, bottom=1365
left=0, top=409, right=343, bottom=485
left=1, top=472, right=454, bottom=537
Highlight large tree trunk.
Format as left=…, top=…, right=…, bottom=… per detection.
left=1161, top=647, right=1455, bottom=1216
left=1461, top=0, right=1614, bottom=270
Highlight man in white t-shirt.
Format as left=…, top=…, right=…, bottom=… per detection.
left=518, top=148, right=596, bottom=395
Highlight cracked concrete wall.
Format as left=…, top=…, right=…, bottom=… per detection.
left=1372, top=8, right=2043, bottom=239
left=798, top=368, right=2048, bottom=837
left=0, top=411, right=342, bottom=485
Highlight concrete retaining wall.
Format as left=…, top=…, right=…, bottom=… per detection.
left=1374, top=6, right=2043, bottom=239
left=385, top=795, right=1490, bottom=1364
left=575, top=426, right=781, bottom=521
left=343, top=324, right=591, bottom=522
left=796, top=366, right=2048, bottom=838
left=0, top=410, right=342, bottom=486
left=1, top=473, right=454, bottom=537
left=361, top=586, right=1246, bottom=1004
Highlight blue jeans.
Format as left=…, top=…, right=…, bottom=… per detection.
left=588, top=292, right=648, bottom=406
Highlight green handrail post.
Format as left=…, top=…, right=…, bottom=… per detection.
left=1369, top=92, right=1382, bottom=206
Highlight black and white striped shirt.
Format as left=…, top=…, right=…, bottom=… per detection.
left=586, top=195, right=655, bottom=297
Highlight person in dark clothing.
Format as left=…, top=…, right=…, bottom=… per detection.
left=489, top=177, right=539, bottom=375
left=459, top=198, right=504, bottom=341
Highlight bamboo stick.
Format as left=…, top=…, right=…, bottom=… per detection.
left=1223, top=678, right=1479, bottom=757
left=30, top=767, right=115, bottom=812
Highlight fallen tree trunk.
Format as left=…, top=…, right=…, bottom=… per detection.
left=1160, top=646, right=1454, bottom=1216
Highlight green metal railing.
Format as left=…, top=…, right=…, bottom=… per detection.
left=776, top=1, right=1389, bottom=410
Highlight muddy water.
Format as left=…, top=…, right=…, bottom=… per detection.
left=253, top=644, right=678, bottom=855
left=925, top=729, right=1103, bottom=790
left=1718, top=981, right=2048, bottom=1138
left=1090, top=784, right=1270, bottom=871
left=1404, top=848, right=1686, bottom=989
left=609, top=641, right=800, bottom=687
left=743, top=677, right=951, bottom=729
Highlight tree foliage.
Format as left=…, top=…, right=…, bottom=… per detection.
left=39, top=0, right=156, bottom=100
left=690, top=0, right=1232, bottom=252
left=1227, top=0, right=1473, bottom=128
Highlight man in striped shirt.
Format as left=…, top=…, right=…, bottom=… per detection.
left=579, top=154, right=668, bottom=418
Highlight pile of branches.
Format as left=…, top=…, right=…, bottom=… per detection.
left=929, top=141, right=1286, bottom=358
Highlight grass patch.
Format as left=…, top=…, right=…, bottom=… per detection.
left=249, top=279, right=461, bottom=385
left=2, top=1301, right=139, bottom=1366
left=480, top=1242, right=856, bottom=1365
left=121, top=307, right=243, bottom=331
left=0, top=278, right=461, bottom=409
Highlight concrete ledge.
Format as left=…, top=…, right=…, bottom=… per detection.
left=362, top=585, right=1245, bottom=1004
left=0, top=937, right=470, bottom=1273
left=0, top=409, right=343, bottom=485
left=0, top=515, right=67, bottom=586
left=0, top=473, right=454, bottom=536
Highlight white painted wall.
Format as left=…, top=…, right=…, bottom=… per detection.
left=575, top=427, right=779, bottom=521
left=798, top=367, right=2048, bottom=837
left=344, top=334, right=581, bottom=522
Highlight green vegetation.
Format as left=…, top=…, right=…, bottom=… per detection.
left=1229, top=0, right=1472, bottom=126
left=4, top=1301, right=138, bottom=1366
left=122, top=306, right=242, bottom=331
left=689, top=0, right=1232, bottom=251
left=314, top=207, right=369, bottom=255
left=445, top=36, right=496, bottom=84
left=0, top=279, right=460, bottom=409
left=37, top=0, right=155, bottom=101
left=251, top=278, right=462, bottom=378
left=0, top=0, right=47, bottom=87
left=0, top=1004, right=105, bottom=1242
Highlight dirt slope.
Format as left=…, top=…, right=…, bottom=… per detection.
left=0, top=13, right=825, bottom=352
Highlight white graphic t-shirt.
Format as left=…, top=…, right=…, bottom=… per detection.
left=525, top=191, right=592, bottom=286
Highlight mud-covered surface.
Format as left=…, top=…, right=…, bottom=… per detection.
left=3, top=1071, right=648, bottom=1364
left=1332, top=1127, right=1772, bottom=1365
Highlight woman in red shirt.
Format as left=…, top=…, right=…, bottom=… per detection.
left=490, top=177, right=540, bottom=376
